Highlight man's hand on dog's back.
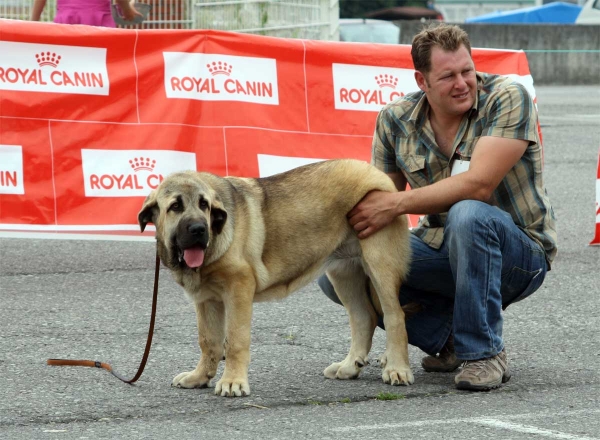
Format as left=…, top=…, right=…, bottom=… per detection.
left=348, top=190, right=400, bottom=239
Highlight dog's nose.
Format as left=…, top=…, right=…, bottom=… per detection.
left=188, top=223, right=207, bottom=236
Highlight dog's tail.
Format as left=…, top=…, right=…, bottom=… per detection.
left=401, top=302, right=423, bottom=319
left=367, top=279, right=423, bottom=320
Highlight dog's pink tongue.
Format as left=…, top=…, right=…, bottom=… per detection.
left=183, top=248, right=205, bottom=268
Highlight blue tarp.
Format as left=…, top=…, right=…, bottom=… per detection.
left=465, top=2, right=582, bottom=24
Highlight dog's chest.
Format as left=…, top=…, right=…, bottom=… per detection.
left=180, top=272, right=222, bottom=302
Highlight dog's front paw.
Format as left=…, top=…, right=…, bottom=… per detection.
left=172, top=370, right=211, bottom=389
left=380, top=354, right=414, bottom=386
left=323, top=355, right=368, bottom=380
left=215, top=376, right=250, bottom=397
left=382, top=366, right=414, bottom=386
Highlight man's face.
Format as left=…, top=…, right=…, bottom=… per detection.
left=415, top=45, right=477, bottom=118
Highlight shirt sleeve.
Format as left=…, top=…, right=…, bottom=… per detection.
left=481, top=81, right=540, bottom=144
left=370, top=108, right=401, bottom=174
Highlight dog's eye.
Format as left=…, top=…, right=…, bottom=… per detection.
left=199, top=199, right=209, bottom=210
left=168, top=202, right=182, bottom=212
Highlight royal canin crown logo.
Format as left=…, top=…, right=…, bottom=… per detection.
left=0, top=43, right=109, bottom=96
left=129, top=157, right=156, bottom=172
left=165, top=53, right=278, bottom=104
left=375, top=74, right=398, bottom=89
left=334, top=64, right=410, bottom=110
left=35, top=52, right=62, bottom=68
left=83, top=150, right=195, bottom=197
left=206, top=61, right=232, bottom=76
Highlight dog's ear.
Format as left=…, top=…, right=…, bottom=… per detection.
left=138, top=191, right=159, bottom=233
left=210, top=199, right=228, bottom=235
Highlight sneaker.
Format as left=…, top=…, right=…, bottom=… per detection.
left=454, top=349, right=511, bottom=391
left=421, top=334, right=462, bottom=373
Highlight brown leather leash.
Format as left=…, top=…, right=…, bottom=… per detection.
left=47, top=251, right=160, bottom=385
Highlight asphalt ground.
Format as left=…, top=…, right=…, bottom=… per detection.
left=1, top=85, right=599, bottom=440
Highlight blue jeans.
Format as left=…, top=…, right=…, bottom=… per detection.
left=318, top=200, right=548, bottom=361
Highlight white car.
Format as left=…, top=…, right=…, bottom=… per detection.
left=339, top=18, right=400, bottom=44
left=576, top=0, right=600, bottom=24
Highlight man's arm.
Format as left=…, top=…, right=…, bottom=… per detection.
left=349, top=136, right=528, bottom=238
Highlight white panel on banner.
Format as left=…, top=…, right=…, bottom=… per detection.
left=506, top=74, right=536, bottom=100
left=332, top=63, right=418, bottom=112
left=0, top=42, right=109, bottom=96
left=163, top=53, right=279, bottom=105
left=0, top=145, right=25, bottom=195
left=257, top=154, right=325, bottom=178
left=81, top=149, right=197, bottom=197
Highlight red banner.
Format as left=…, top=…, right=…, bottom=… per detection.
left=0, top=20, right=536, bottom=236
left=591, top=147, right=600, bottom=245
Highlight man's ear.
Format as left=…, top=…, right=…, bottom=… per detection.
left=414, top=70, right=427, bottom=92
left=138, top=191, right=158, bottom=233
left=210, top=200, right=228, bottom=235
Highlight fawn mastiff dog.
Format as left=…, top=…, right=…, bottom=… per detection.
left=138, top=159, right=412, bottom=397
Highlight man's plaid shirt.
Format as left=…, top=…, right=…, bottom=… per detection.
left=371, top=72, right=557, bottom=266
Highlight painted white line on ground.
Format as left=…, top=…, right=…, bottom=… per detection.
left=0, top=231, right=155, bottom=242
left=332, top=418, right=462, bottom=432
left=540, top=114, right=600, bottom=121
left=475, top=418, right=597, bottom=440
left=0, top=224, right=154, bottom=231
left=332, top=409, right=600, bottom=438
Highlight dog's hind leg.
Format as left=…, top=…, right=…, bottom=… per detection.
left=172, top=300, right=225, bottom=389
left=360, top=218, right=413, bottom=386
left=323, top=259, right=378, bottom=380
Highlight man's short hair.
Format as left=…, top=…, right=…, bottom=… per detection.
left=411, top=23, right=472, bottom=74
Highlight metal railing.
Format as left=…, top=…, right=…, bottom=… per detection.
left=0, top=0, right=339, bottom=39
left=193, top=0, right=338, bottom=40
left=121, top=0, right=194, bottom=29
left=0, top=0, right=55, bottom=21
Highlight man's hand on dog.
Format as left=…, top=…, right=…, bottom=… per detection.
left=348, top=190, right=400, bottom=239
